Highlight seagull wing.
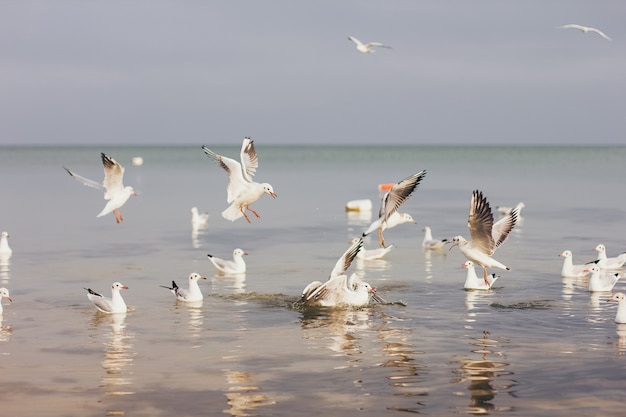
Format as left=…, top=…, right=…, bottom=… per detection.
left=329, top=237, right=363, bottom=278
left=467, top=190, right=496, bottom=255
left=240, top=137, right=259, bottom=182
left=367, top=42, right=392, bottom=49
left=378, top=170, right=426, bottom=222
left=64, top=167, right=104, bottom=191
left=589, top=27, right=611, bottom=40
left=202, top=146, right=248, bottom=203
left=491, top=206, right=519, bottom=250
left=558, top=24, right=585, bottom=30
left=101, top=153, right=126, bottom=200
left=85, top=288, right=113, bottom=312
left=347, top=36, right=364, bottom=47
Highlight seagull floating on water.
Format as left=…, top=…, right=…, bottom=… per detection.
left=161, top=273, right=206, bottom=302
left=85, top=282, right=129, bottom=314
left=422, top=226, right=449, bottom=250
left=64, top=153, right=137, bottom=223
left=0, top=232, right=12, bottom=255
left=450, top=190, right=519, bottom=286
left=296, top=237, right=384, bottom=307
left=585, top=265, right=620, bottom=292
left=347, top=36, right=392, bottom=53
left=462, top=261, right=498, bottom=290
left=608, top=293, right=626, bottom=324
left=559, top=250, right=593, bottom=278
left=202, top=138, right=276, bottom=223
left=349, top=237, right=393, bottom=260
left=0, top=287, right=12, bottom=315
left=593, top=244, right=626, bottom=271
left=363, top=171, right=426, bottom=247
left=557, top=24, right=612, bottom=41
left=207, top=248, right=247, bottom=275
left=191, top=207, right=209, bottom=230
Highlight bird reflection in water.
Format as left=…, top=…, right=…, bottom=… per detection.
left=615, top=324, right=626, bottom=355
left=452, top=331, right=515, bottom=414
left=222, top=370, right=276, bottom=417
left=0, top=253, right=11, bottom=285
left=90, top=312, right=135, bottom=399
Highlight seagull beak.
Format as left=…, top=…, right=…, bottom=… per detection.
left=449, top=242, right=458, bottom=251
left=270, top=191, right=277, bottom=198
left=121, top=285, right=129, bottom=290
left=200, top=276, right=207, bottom=280
left=243, top=252, right=249, bottom=256
left=6, top=296, right=12, bottom=303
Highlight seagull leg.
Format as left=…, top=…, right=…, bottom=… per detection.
left=482, top=267, right=490, bottom=286
left=378, top=229, right=385, bottom=248
left=240, top=207, right=252, bottom=223
left=113, top=208, right=121, bottom=223
left=245, top=205, right=261, bottom=218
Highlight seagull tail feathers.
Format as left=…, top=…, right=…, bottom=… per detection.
left=222, top=204, right=244, bottom=222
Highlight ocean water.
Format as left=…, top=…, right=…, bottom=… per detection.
left=0, top=144, right=625, bottom=416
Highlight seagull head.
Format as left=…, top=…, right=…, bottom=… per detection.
left=112, top=282, right=129, bottom=291
left=262, top=183, right=277, bottom=198
left=449, top=236, right=466, bottom=251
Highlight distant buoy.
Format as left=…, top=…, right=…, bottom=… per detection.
left=378, top=183, right=394, bottom=192
left=131, top=157, right=144, bottom=166
left=345, top=199, right=372, bottom=212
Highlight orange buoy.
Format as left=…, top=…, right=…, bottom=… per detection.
left=378, top=183, right=394, bottom=192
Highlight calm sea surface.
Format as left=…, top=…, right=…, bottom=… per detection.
left=0, top=144, right=625, bottom=416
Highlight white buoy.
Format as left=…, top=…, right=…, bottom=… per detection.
left=345, top=199, right=372, bottom=212
left=131, top=157, right=144, bottom=166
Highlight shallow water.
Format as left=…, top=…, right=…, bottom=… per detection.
left=0, top=145, right=625, bottom=416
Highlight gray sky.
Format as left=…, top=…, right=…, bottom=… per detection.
left=1, top=1, right=624, bottom=146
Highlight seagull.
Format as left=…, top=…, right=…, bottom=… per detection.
left=64, top=153, right=137, bottom=223
left=557, top=24, right=612, bottom=41
left=462, top=261, right=498, bottom=290
left=496, top=202, right=525, bottom=217
left=202, top=138, right=276, bottom=223
left=593, top=244, right=626, bottom=271
left=450, top=190, right=520, bottom=286
left=84, top=282, right=129, bottom=314
left=161, top=273, right=206, bottom=302
left=349, top=237, right=394, bottom=260
left=559, top=250, right=593, bottom=278
left=585, top=265, right=620, bottom=292
left=347, top=36, right=392, bottom=53
left=207, top=248, right=247, bottom=275
left=296, top=237, right=384, bottom=307
left=608, top=293, right=626, bottom=324
left=363, top=170, right=427, bottom=247
left=0, top=232, right=12, bottom=255
left=422, top=226, right=449, bottom=250
left=191, top=207, right=209, bottom=230
left=0, top=287, right=12, bottom=315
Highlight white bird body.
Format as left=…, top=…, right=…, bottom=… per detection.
left=422, top=226, right=448, bottom=250
left=463, top=261, right=498, bottom=290
left=559, top=250, right=592, bottom=278
left=161, top=273, right=206, bottom=302
left=363, top=171, right=426, bottom=247
left=608, top=293, right=626, bottom=324
left=0, top=232, right=12, bottom=255
left=347, top=36, right=392, bottom=53
left=0, top=287, right=12, bottom=314
left=202, top=138, right=276, bottom=223
left=558, top=24, right=612, bottom=41
left=64, top=153, right=136, bottom=223
left=191, top=207, right=209, bottom=230
left=349, top=237, right=393, bottom=260
left=585, top=265, right=620, bottom=292
left=85, top=282, right=128, bottom=314
left=208, top=248, right=247, bottom=275
left=593, top=244, right=626, bottom=271
left=297, top=237, right=383, bottom=307
left=450, top=190, right=519, bottom=285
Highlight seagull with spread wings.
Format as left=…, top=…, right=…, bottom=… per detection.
left=557, top=24, right=612, bottom=41
left=202, top=138, right=276, bottom=223
left=64, top=153, right=137, bottom=223
left=347, top=36, right=392, bottom=53
left=450, top=190, right=520, bottom=285
left=363, top=171, right=427, bottom=247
